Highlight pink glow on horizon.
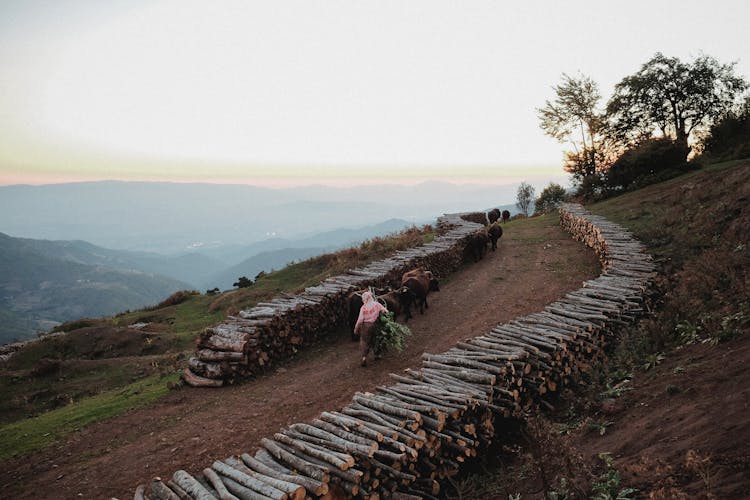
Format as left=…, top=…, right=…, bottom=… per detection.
left=0, top=172, right=555, bottom=188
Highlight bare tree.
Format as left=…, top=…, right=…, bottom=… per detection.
left=516, top=182, right=536, bottom=217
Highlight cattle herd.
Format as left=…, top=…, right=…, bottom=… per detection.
left=348, top=208, right=509, bottom=362
left=347, top=268, right=440, bottom=331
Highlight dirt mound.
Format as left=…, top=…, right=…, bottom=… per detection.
left=573, top=327, right=750, bottom=498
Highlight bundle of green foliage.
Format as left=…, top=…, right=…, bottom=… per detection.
left=373, top=312, right=412, bottom=353
left=607, top=138, right=689, bottom=191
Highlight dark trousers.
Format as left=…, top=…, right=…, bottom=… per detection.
left=359, top=320, right=379, bottom=360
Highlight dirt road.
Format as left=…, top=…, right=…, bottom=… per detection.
left=1, top=216, right=601, bottom=499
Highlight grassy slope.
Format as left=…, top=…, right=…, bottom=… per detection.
left=450, top=158, right=750, bottom=498
left=0, top=225, right=434, bottom=458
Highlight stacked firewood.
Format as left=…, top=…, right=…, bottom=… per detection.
left=135, top=204, right=657, bottom=499
left=183, top=214, right=483, bottom=387
left=458, top=211, right=489, bottom=226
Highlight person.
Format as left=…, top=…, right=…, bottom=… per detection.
left=353, top=290, right=387, bottom=366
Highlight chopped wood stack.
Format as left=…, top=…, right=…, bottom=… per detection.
left=458, top=211, right=489, bottom=226
left=136, top=203, right=657, bottom=499
left=183, top=213, right=485, bottom=387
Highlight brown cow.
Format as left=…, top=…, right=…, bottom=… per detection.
left=378, top=286, right=417, bottom=322
left=401, top=269, right=440, bottom=314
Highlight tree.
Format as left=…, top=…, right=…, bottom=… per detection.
left=516, top=182, right=536, bottom=217
left=534, top=183, right=567, bottom=215
left=233, top=276, right=253, bottom=288
left=539, top=73, right=605, bottom=184
left=607, top=52, right=747, bottom=155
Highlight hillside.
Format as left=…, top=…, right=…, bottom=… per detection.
left=1, top=159, right=746, bottom=498
left=0, top=209, right=600, bottom=499
left=0, top=233, right=190, bottom=344
left=0, top=218, right=435, bottom=342
left=199, top=218, right=420, bottom=289
left=447, top=158, right=750, bottom=498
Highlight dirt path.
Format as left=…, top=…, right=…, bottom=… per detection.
left=1, top=216, right=601, bottom=499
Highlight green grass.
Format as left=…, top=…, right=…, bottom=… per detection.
left=588, top=158, right=750, bottom=365
left=0, top=372, right=179, bottom=461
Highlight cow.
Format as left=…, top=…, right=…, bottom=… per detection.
left=465, top=229, right=489, bottom=262
left=501, top=209, right=511, bottom=223
left=378, top=286, right=417, bottom=323
left=347, top=286, right=391, bottom=340
left=488, top=208, right=501, bottom=224
left=488, top=222, right=503, bottom=251
left=400, top=268, right=440, bottom=314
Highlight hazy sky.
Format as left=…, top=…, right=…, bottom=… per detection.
left=1, top=0, right=748, bottom=187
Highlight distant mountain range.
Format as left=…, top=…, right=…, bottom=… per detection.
left=0, top=218, right=430, bottom=343
left=0, top=232, right=189, bottom=344
left=0, top=180, right=528, bottom=253
left=200, top=218, right=419, bottom=289
left=0, top=180, right=527, bottom=343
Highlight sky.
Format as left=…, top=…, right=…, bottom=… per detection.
left=1, top=0, right=748, bottom=187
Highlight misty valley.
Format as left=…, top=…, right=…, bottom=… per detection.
left=0, top=180, right=520, bottom=343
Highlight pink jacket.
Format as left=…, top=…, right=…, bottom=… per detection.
left=354, top=291, right=387, bottom=334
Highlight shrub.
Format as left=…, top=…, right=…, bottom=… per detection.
left=233, top=276, right=253, bottom=288
left=699, top=98, right=750, bottom=161
left=535, top=182, right=568, bottom=215
left=607, top=138, right=689, bottom=191
left=155, top=290, right=198, bottom=308
left=51, top=318, right=99, bottom=333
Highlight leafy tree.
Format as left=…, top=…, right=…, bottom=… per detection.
left=515, top=182, right=536, bottom=217
left=607, top=52, right=747, bottom=155
left=539, top=73, right=605, bottom=184
left=233, top=276, right=253, bottom=288
left=534, top=183, right=567, bottom=215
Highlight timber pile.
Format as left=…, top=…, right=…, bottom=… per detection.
left=135, top=203, right=657, bottom=499
left=183, top=213, right=485, bottom=387
left=458, top=211, right=488, bottom=226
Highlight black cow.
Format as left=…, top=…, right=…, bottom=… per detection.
left=501, top=209, right=511, bottom=223
left=488, top=208, right=501, bottom=224
left=378, top=286, right=417, bottom=322
left=465, top=229, right=489, bottom=262
left=488, top=223, right=503, bottom=251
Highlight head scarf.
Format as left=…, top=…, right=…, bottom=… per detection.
left=355, top=290, right=387, bottom=330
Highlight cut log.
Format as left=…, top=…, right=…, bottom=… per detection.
left=171, top=470, right=218, bottom=500
left=240, top=453, right=328, bottom=497
left=181, top=368, right=224, bottom=388
left=211, top=461, right=288, bottom=500
left=202, top=468, right=241, bottom=500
